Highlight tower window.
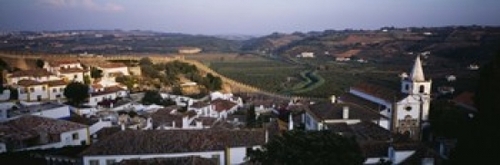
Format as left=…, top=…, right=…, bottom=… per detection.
left=419, top=85, right=425, bottom=93
left=405, top=84, right=409, bottom=91
left=405, top=106, right=412, bottom=111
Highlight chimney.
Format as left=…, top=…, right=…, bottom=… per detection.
left=330, top=95, right=336, bottom=104
left=342, top=106, right=349, bottom=119
left=121, top=124, right=125, bottom=131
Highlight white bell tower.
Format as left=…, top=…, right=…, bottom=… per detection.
left=400, top=55, right=432, bottom=120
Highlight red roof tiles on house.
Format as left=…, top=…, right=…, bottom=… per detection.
left=351, top=82, right=405, bottom=102
left=307, top=102, right=386, bottom=121
left=0, top=115, right=87, bottom=142
left=17, top=79, right=46, bottom=86
left=9, top=69, right=54, bottom=78
left=452, top=91, right=476, bottom=110
left=46, top=80, right=68, bottom=87
left=79, top=129, right=266, bottom=156
left=59, top=68, right=86, bottom=73
left=211, top=99, right=237, bottom=112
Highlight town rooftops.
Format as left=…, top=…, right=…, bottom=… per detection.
left=7, top=102, right=68, bottom=118
left=350, top=82, right=406, bottom=102
left=79, top=129, right=266, bottom=156
left=211, top=99, right=237, bottom=112
left=307, top=102, right=386, bottom=121
left=91, top=86, right=126, bottom=96
left=116, top=156, right=218, bottom=165
left=47, top=60, right=80, bottom=67
left=190, top=101, right=210, bottom=108
left=59, top=68, right=86, bottom=74
left=0, top=115, right=87, bottom=141
left=46, top=80, right=68, bottom=87
left=338, top=93, right=383, bottom=112
left=17, top=79, right=46, bottom=86
left=150, top=108, right=184, bottom=128
left=9, top=69, right=54, bottom=78
left=452, top=91, right=476, bottom=111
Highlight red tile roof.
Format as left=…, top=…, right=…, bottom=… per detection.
left=351, top=82, right=405, bottom=102
left=307, top=102, right=386, bottom=121
left=79, top=129, right=266, bottom=156
left=190, top=101, right=210, bottom=108
left=59, top=68, right=86, bottom=73
left=9, top=69, right=54, bottom=78
left=452, top=91, right=475, bottom=110
left=48, top=60, right=80, bottom=66
left=91, top=86, right=125, bottom=96
left=0, top=115, right=87, bottom=141
left=17, top=79, right=46, bottom=86
left=46, top=80, right=68, bottom=87
left=211, top=99, right=237, bottom=112
left=116, top=156, right=218, bottom=165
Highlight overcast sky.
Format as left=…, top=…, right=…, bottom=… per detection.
left=1, top=0, right=499, bottom=35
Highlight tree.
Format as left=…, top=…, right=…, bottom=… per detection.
left=83, top=75, right=91, bottom=85
left=248, top=130, right=365, bottom=165
left=449, top=51, right=500, bottom=164
left=64, top=82, right=90, bottom=106
left=139, top=57, right=153, bottom=66
left=90, top=67, right=103, bottom=79
left=428, top=100, right=469, bottom=138
left=35, top=59, right=45, bottom=68
left=246, top=105, right=257, bottom=128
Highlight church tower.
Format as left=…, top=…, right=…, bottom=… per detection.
left=394, top=55, right=432, bottom=140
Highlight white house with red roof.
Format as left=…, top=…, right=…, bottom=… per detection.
left=209, top=99, right=238, bottom=119
left=43, top=60, right=88, bottom=83
left=339, top=56, right=432, bottom=140
left=88, top=85, right=128, bottom=106
left=95, top=63, right=130, bottom=83
left=79, top=129, right=267, bottom=165
left=0, top=115, right=89, bottom=152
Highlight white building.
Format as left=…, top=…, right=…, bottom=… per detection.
left=209, top=99, right=239, bottom=119
left=297, top=52, right=314, bottom=58
left=7, top=69, right=59, bottom=85
left=0, top=115, right=89, bottom=152
left=0, top=102, right=71, bottom=121
left=96, top=63, right=130, bottom=83
left=88, top=86, right=128, bottom=106
left=80, top=129, right=267, bottom=165
left=17, top=79, right=50, bottom=102
left=303, top=102, right=389, bottom=131
left=340, top=56, right=432, bottom=140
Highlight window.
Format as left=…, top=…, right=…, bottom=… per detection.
left=74, top=74, right=78, bottom=79
left=42, top=86, right=46, bottom=91
left=72, top=133, right=79, bottom=140
left=405, top=84, right=409, bottom=91
left=419, top=85, right=425, bottom=93
left=405, top=106, right=412, bottom=111
left=52, top=88, right=57, bottom=93
left=105, top=159, right=115, bottom=165
left=60, top=88, right=64, bottom=92
left=89, top=160, right=99, bottom=165
left=30, top=88, right=34, bottom=92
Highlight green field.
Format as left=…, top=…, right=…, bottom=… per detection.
left=188, top=54, right=402, bottom=98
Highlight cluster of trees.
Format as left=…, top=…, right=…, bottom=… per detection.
left=247, top=130, right=365, bottom=165
left=448, top=51, right=500, bottom=164
left=139, top=57, right=222, bottom=91
left=63, top=82, right=89, bottom=107
left=141, top=90, right=176, bottom=106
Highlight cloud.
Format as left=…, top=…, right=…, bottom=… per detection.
left=40, top=0, right=124, bottom=12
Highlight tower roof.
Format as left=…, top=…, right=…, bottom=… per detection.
left=409, top=55, right=425, bottom=82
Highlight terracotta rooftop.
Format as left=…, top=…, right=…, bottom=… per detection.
left=0, top=115, right=87, bottom=141
left=116, top=156, right=218, bottom=165
left=307, top=102, right=386, bottom=121
left=47, top=60, right=80, bottom=67
left=9, top=69, right=54, bottom=78
left=190, top=101, right=211, bottom=108
left=91, top=86, right=126, bottom=96
left=350, top=82, right=405, bottom=102
left=17, top=79, right=45, bottom=86
left=452, top=91, right=476, bottom=110
left=46, top=80, right=67, bottom=87
left=338, top=93, right=384, bottom=112
left=150, top=107, right=185, bottom=128
left=211, top=99, right=237, bottom=112
left=79, top=129, right=266, bottom=156
left=59, top=68, right=86, bottom=73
